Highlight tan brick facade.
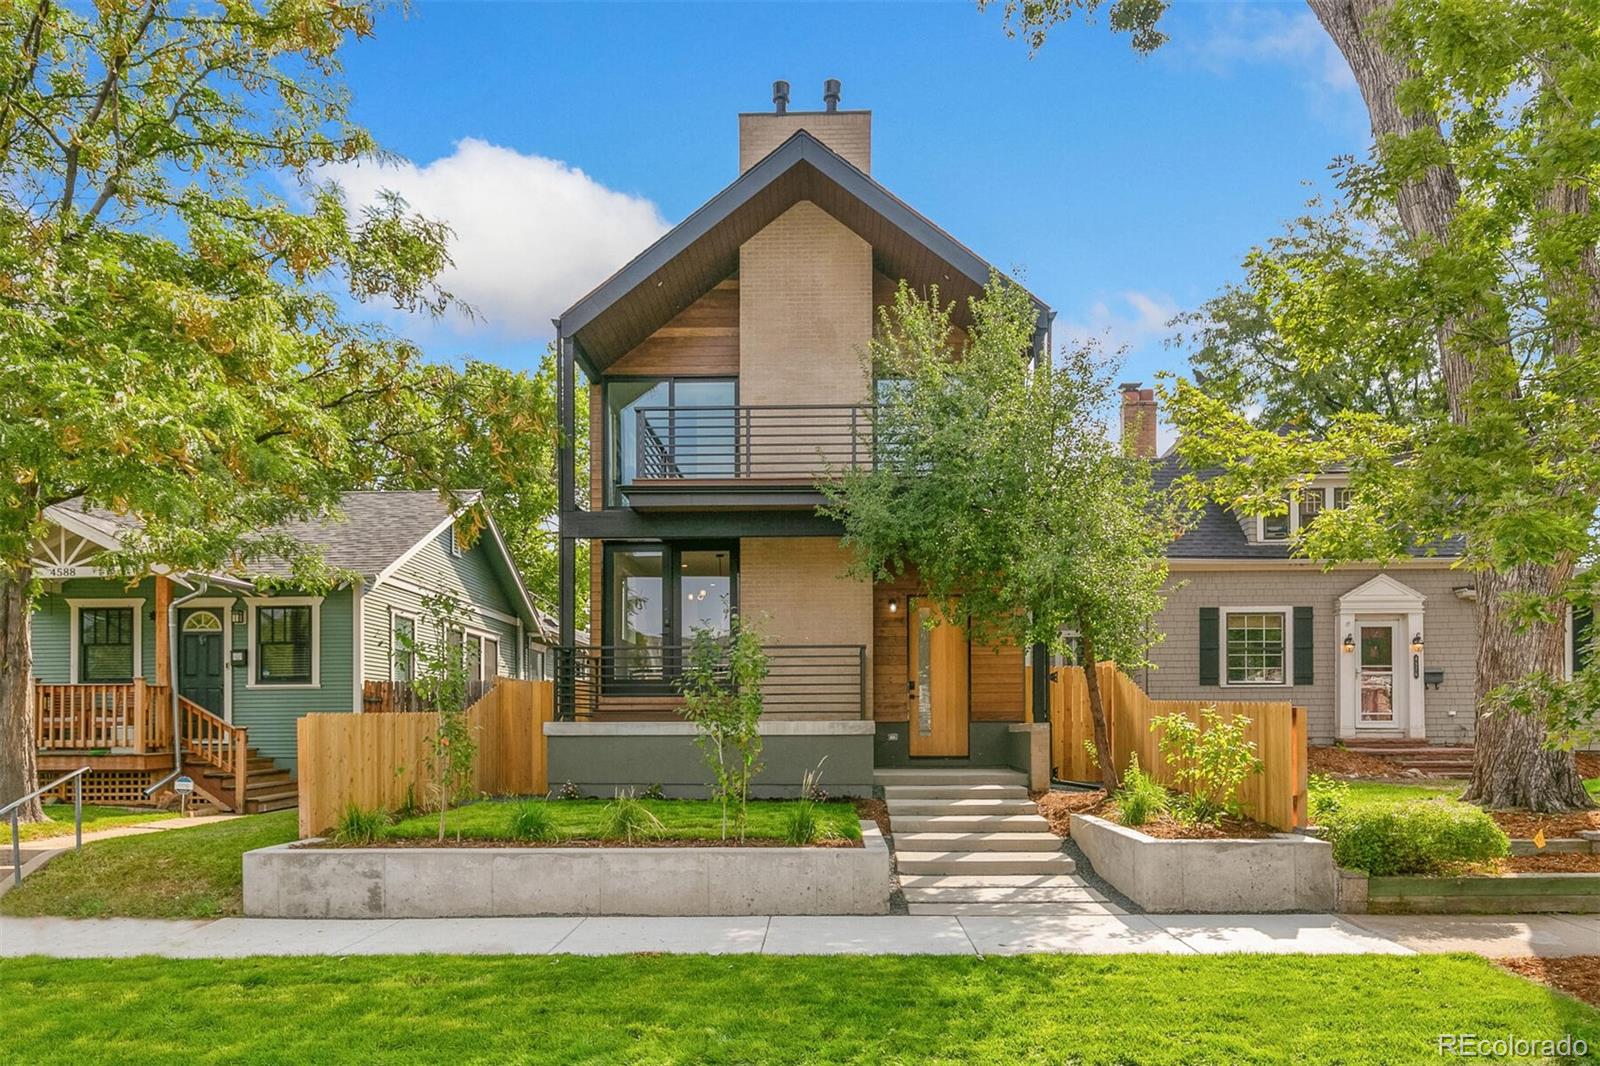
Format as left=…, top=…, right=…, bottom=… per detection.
left=1145, top=565, right=1479, bottom=744
left=738, top=112, right=872, bottom=174
left=739, top=537, right=873, bottom=716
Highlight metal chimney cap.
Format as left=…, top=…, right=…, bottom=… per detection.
left=823, top=78, right=842, bottom=112
left=772, top=80, right=790, bottom=114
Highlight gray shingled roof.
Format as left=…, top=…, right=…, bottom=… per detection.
left=247, top=490, right=476, bottom=579
left=1156, top=455, right=1464, bottom=560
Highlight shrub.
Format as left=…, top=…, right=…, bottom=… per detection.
left=601, top=790, right=664, bottom=843
left=1151, top=708, right=1264, bottom=825
left=1307, top=774, right=1351, bottom=826
left=333, top=803, right=386, bottom=845
left=641, top=783, right=666, bottom=801
left=554, top=781, right=583, bottom=801
left=1321, top=801, right=1509, bottom=876
left=1112, top=755, right=1167, bottom=827
left=506, top=801, right=560, bottom=843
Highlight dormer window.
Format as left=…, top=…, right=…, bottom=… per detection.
left=1297, top=488, right=1326, bottom=528
left=1256, top=482, right=1349, bottom=543
left=1261, top=507, right=1291, bottom=541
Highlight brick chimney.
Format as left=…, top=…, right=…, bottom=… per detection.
left=739, top=79, right=871, bottom=174
left=1119, top=382, right=1158, bottom=458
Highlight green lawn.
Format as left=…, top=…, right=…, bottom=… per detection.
left=13, top=803, right=180, bottom=842
left=2, top=954, right=1594, bottom=1064
left=0, top=810, right=296, bottom=919
left=383, top=797, right=862, bottom=843
left=1339, top=779, right=1600, bottom=808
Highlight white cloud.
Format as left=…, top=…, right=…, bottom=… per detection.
left=1056, top=289, right=1180, bottom=355
left=1181, top=4, right=1358, bottom=97
left=322, top=139, right=670, bottom=341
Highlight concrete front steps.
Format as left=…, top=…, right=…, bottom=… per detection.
left=877, top=768, right=1122, bottom=916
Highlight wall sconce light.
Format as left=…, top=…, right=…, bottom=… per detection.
left=887, top=596, right=899, bottom=615
left=231, top=605, right=246, bottom=625
left=1342, top=634, right=1355, bottom=654
left=1410, top=632, right=1424, bottom=653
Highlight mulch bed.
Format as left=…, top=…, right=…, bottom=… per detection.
left=1577, top=752, right=1600, bottom=778
left=1495, top=852, right=1600, bottom=874
left=1497, top=956, right=1600, bottom=1008
left=305, top=836, right=861, bottom=850
left=853, top=797, right=890, bottom=838
left=1033, top=790, right=1278, bottom=840
left=1308, top=745, right=1408, bottom=777
left=1491, top=809, right=1600, bottom=838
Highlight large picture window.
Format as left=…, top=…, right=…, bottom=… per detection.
left=79, top=606, right=135, bottom=682
left=1225, top=610, right=1287, bottom=685
left=606, top=378, right=736, bottom=500
left=603, top=542, right=737, bottom=684
left=256, top=605, right=313, bottom=685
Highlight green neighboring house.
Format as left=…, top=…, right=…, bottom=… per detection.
left=31, top=491, right=551, bottom=809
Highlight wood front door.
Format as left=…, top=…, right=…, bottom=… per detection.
left=907, top=598, right=969, bottom=757
left=179, top=608, right=226, bottom=716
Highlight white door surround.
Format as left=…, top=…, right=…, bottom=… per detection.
left=1337, top=575, right=1426, bottom=740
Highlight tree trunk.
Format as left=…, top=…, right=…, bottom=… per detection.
left=1078, top=622, right=1119, bottom=793
left=1, top=565, right=43, bottom=821
left=1309, top=0, right=1590, bottom=812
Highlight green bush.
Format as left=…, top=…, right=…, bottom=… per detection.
left=1322, top=801, right=1509, bottom=876
left=601, top=790, right=663, bottom=843
left=1150, top=708, right=1265, bottom=825
left=333, top=804, right=386, bottom=845
left=1307, top=774, right=1351, bottom=825
left=1112, top=755, right=1168, bottom=827
left=506, top=801, right=560, bottom=843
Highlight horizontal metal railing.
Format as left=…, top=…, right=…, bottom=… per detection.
left=633, top=404, right=874, bottom=483
left=554, top=643, right=867, bottom=721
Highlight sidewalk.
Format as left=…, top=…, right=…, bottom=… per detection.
left=0, top=913, right=1478, bottom=958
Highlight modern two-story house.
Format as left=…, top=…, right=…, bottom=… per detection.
left=30, top=491, right=551, bottom=810
left=546, top=83, right=1056, bottom=794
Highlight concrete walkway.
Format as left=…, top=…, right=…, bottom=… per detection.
left=1, top=913, right=1425, bottom=957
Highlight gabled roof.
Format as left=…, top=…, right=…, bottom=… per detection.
left=558, top=130, right=1053, bottom=374
left=43, top=492, right=548, bottom=636
left=1154, top=455, right=1466, bottom=561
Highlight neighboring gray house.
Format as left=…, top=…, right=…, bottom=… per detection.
left=30, top=491, right=551, bottom=808
left=1121, top=386, right=1589, bottom=748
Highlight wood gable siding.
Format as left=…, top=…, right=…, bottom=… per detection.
left=362, top=525, right=522, bottom=685
left=604, top=277, right=740, bottom=377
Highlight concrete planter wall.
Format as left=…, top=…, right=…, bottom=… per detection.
left=545, top=720, right=874, bottom=799
left=1070, top=813, right=1337, bottom=913
left=244, top=821, right=890, bottom=918
left=1356, top=871, right=1600, bottom=914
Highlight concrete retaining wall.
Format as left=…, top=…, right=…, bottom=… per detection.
left=544, top=720, right=874, bottom=799
left=244, top=821, right=891, bottom=918
left=1071, top=813, right=1337, bottom=913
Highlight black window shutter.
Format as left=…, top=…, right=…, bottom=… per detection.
left=1575, top=605, right=1593, bottom=674
left=1199, top=607, right=1219, bottom=686
left=1293, top=606, right=1314, bottom=686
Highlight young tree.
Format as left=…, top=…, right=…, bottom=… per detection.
left=822, top=276, right=1185, bottom=792
left=680, top=618, right=768, bottom=840
left=986, top=0, right=1600, bottom=812
left=0, top=1, right=508, bottom=820
left=400, top=594, right=478, bottom=841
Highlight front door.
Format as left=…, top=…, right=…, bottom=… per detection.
left=179, top=608, right=226, bottom=717
left=907, top=598, right=969, bottom=756
left=1356, top=618, right=1407, bottom=731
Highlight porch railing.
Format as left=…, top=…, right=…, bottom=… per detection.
left=34, top=680, right=172, bottom=752
left=632, top=404, right=874, bottom=484
left=554, top=644, right=867, bottom=721
left=178, top=695, right=248, bottom=813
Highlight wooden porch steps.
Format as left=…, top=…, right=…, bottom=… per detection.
left=190, top=746, right=298, bottom=814
left=1341, top=738, right=1475, bottom=776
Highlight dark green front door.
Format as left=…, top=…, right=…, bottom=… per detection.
left=178, top=608, right=225, bottom=715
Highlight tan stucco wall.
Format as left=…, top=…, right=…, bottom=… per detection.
left=1145, top=565, right=1479, bottom=745
left=738, top=111, right=872, bottom=173
left=739, top=537, right=872, bottom=718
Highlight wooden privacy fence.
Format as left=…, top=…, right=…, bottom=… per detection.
left=1047, top=662, right=1308, bottom=831
left=296, top=679, right=553, bottom=837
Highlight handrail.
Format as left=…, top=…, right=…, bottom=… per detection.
left=631, top=403, right=875, bottom=483
left=178, top=695, right=249, bottom=813
left=5, top=766, right=90, bottom=886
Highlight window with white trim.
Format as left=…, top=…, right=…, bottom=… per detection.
left=256, top=605, right=313, bottom=685
left=1259, top=483, right=1351, bottom=542
left=79, top=606, right=135, bottom=682
left=392, top=613, right=416, bottom=684
left=1224, top=610, right=1287, bottom=685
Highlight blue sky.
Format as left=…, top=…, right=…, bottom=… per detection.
left=328, top=1, right=1368, bottom=430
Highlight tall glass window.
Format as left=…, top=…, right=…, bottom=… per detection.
left=608, top=547, right=665, bottom=679
left=606, top=378, right=735, bottom=497
left=680, top=548, right=733, bottom=641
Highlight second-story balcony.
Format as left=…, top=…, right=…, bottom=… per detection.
left=620, top=404, right=874, bottom=509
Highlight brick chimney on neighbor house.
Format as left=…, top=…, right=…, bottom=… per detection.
left=1120, top=382, right=1158, bottom=458
left=739, top=79, right=872, bottom=174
